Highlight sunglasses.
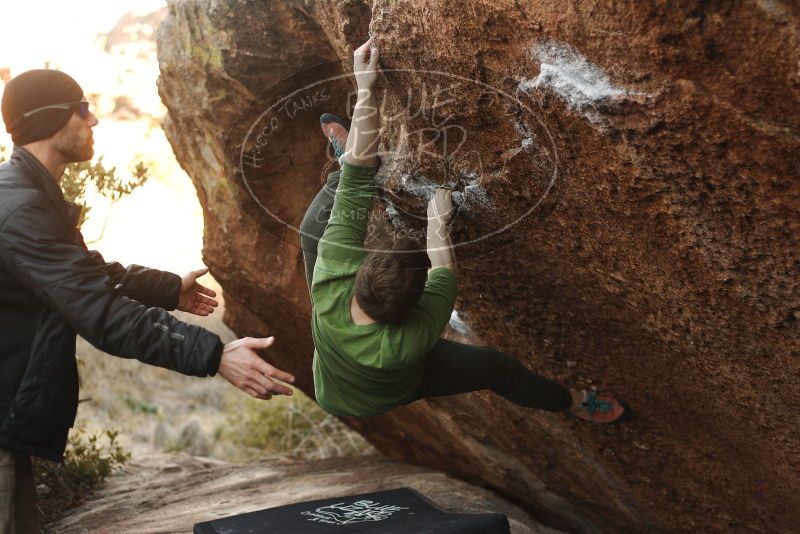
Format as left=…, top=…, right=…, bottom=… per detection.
left=23, top=99, right=90, bottom=119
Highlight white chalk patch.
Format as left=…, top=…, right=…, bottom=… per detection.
left=449, top=309, right=471, bottom=336
left=755, top=0, right=789, bottom=19
left=400, top=173, right=438, bottom=201
left=373, top=167, right=387, bottom=186
left=394, top=170, right=493, bottom=222
left=514, top=119, right=539, bottom=153
left=384, top=201, right=413, bottom=231
left=461, top=184, right=491, bottom=210
left=455, top=172, right=493, bottom=213
left=385, top=201, right=399, bottom=221
left=519, top=40, right=637, bottom=120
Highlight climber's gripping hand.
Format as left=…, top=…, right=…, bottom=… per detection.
left=428, top=188, right=455, bottom=231
left=354, top=38, right=380, bottom=90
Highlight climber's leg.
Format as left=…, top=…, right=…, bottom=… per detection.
left=300, top=171, right=340, bottom=294
left=407, top=339, right=625, bottom=422
left=300, top=114, right=352, bottom=293
left=408, top=339, right=573, bottom=411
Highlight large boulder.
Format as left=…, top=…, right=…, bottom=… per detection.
left=157, top=1, right=800, bottom=532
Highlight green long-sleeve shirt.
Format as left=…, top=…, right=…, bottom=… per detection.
left=311, top=162, right=458, bottom=417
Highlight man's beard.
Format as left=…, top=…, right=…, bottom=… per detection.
left=54, top=128, right=93, bottom=163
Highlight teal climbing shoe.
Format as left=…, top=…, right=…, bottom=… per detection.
left=320, top=113, right=349, bottom=159
left=568, top=390, right=625, bottom=423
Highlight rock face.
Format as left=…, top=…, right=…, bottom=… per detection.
left=52, top=453, right=555, bottom=533
left=157, top=1, right=800, bottom=532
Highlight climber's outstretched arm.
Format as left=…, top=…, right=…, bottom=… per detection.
left=344, top=38, right=380, bottom=168
left=427, top=188, right=456, bottom=273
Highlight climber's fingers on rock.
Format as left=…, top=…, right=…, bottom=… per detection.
left=368, top=44, right=380, bottom=68
left=354, top=38, right=378, bottom=67
left=354, top=38, right=373, bottom=58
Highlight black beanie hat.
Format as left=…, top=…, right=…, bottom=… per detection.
left=1, top=69, right=84, bottom=146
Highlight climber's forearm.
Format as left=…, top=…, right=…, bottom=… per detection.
left=427, top=223, right=456, bottom=273
left=344, top=88, right=380, bottom=168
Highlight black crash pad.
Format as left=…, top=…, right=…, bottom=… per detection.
left=194, top=487, right=510, bottom=533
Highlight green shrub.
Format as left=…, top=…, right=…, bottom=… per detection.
left=60, top=157, right=149, bottom=228
left=34, top=428, right=130, bottom=520
left=123, top=396, right=159, bottom=415
left=220, top=393, right=372, bottom=460
left=0, top=144, right=148, bottom=228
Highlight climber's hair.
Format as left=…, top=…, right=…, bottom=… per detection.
left=355, top=237, right=431, bottom=324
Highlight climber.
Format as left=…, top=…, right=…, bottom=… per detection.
left=301, top=38, right=625, bottom=422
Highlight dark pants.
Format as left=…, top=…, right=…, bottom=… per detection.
left=300, top=171, right=572, bottom=412
left=301, top=170, right=341, bottom=292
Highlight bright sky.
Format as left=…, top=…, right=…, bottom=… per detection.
left=0, top=0, right=166, bottom=74
left=0, top=1, right=211, bottom=277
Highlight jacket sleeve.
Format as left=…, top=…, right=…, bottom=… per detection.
left=88, top=250, right=181, bottom=311
left=0, top=197, right=223, bottom=377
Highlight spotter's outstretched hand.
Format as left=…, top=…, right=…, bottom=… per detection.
left=178, top=267, right=219, bottom=316
left=218, top=336, right=295, bottom=400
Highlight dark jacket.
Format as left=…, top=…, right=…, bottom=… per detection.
left=0, top=146, right=223, bottom=461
